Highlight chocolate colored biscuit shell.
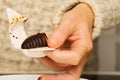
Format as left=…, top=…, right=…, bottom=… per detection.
left=21, top=33, right=48, bottom=49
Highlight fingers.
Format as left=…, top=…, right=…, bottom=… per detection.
left=47, top=17, right=76, bottom=48
left=46, top=26, right=93, bottom=65
left=38, top=61, right=85, bottom=80
left=46, top=38, right=91, bottom=65
left=39, top=74, right=74, bottom=80
left=46, top=21, right=93, bottom=65
left=46, top=50, right=80, bottom=65
left=37, top=57, right=69, bottom=71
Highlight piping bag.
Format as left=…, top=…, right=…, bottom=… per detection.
left=6, top=8, right=54, bottom=57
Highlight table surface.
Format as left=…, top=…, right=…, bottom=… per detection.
left=1, top=72, right=120, bottom=80
left=0, top=74, right=87, bottom=80
left=81, top=72, right=120, bottom=80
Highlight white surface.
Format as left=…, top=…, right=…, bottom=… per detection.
left=0, top=75, right=88, bottom=80
left=28, top=47, right=55, bottom=51
left=21, top=47, right=55, bottom=57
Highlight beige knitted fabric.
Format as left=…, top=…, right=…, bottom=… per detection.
left=53, top=0, right=120, bottom=39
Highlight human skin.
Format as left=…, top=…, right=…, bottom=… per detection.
left=37, top=3, right=94, bottom=80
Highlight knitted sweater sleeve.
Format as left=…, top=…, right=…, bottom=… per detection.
left=53, top=0, right=120, bottom=39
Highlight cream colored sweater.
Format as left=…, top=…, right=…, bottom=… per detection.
left=53, top=0, right=120, bottom=39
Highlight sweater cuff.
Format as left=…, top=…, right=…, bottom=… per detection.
left=53, top=0, right=104, bottom=39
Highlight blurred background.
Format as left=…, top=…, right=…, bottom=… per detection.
left=0, top=0, right=120, bottom=74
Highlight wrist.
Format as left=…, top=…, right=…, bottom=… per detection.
left=74, top=3, right=94, bottom=29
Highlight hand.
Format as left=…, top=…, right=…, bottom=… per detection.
left=37, top=3, right=94, bottom=80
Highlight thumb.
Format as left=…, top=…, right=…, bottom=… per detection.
left=48, top=21, right=75, bottom=48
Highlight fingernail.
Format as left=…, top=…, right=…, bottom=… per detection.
left=37, top=77, right=41, bottom=80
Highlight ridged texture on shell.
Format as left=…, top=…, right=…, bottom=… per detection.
left=21, top=33, right=48, bottom=49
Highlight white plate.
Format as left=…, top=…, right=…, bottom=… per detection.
left=0, top=74, right=88, bottom=80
